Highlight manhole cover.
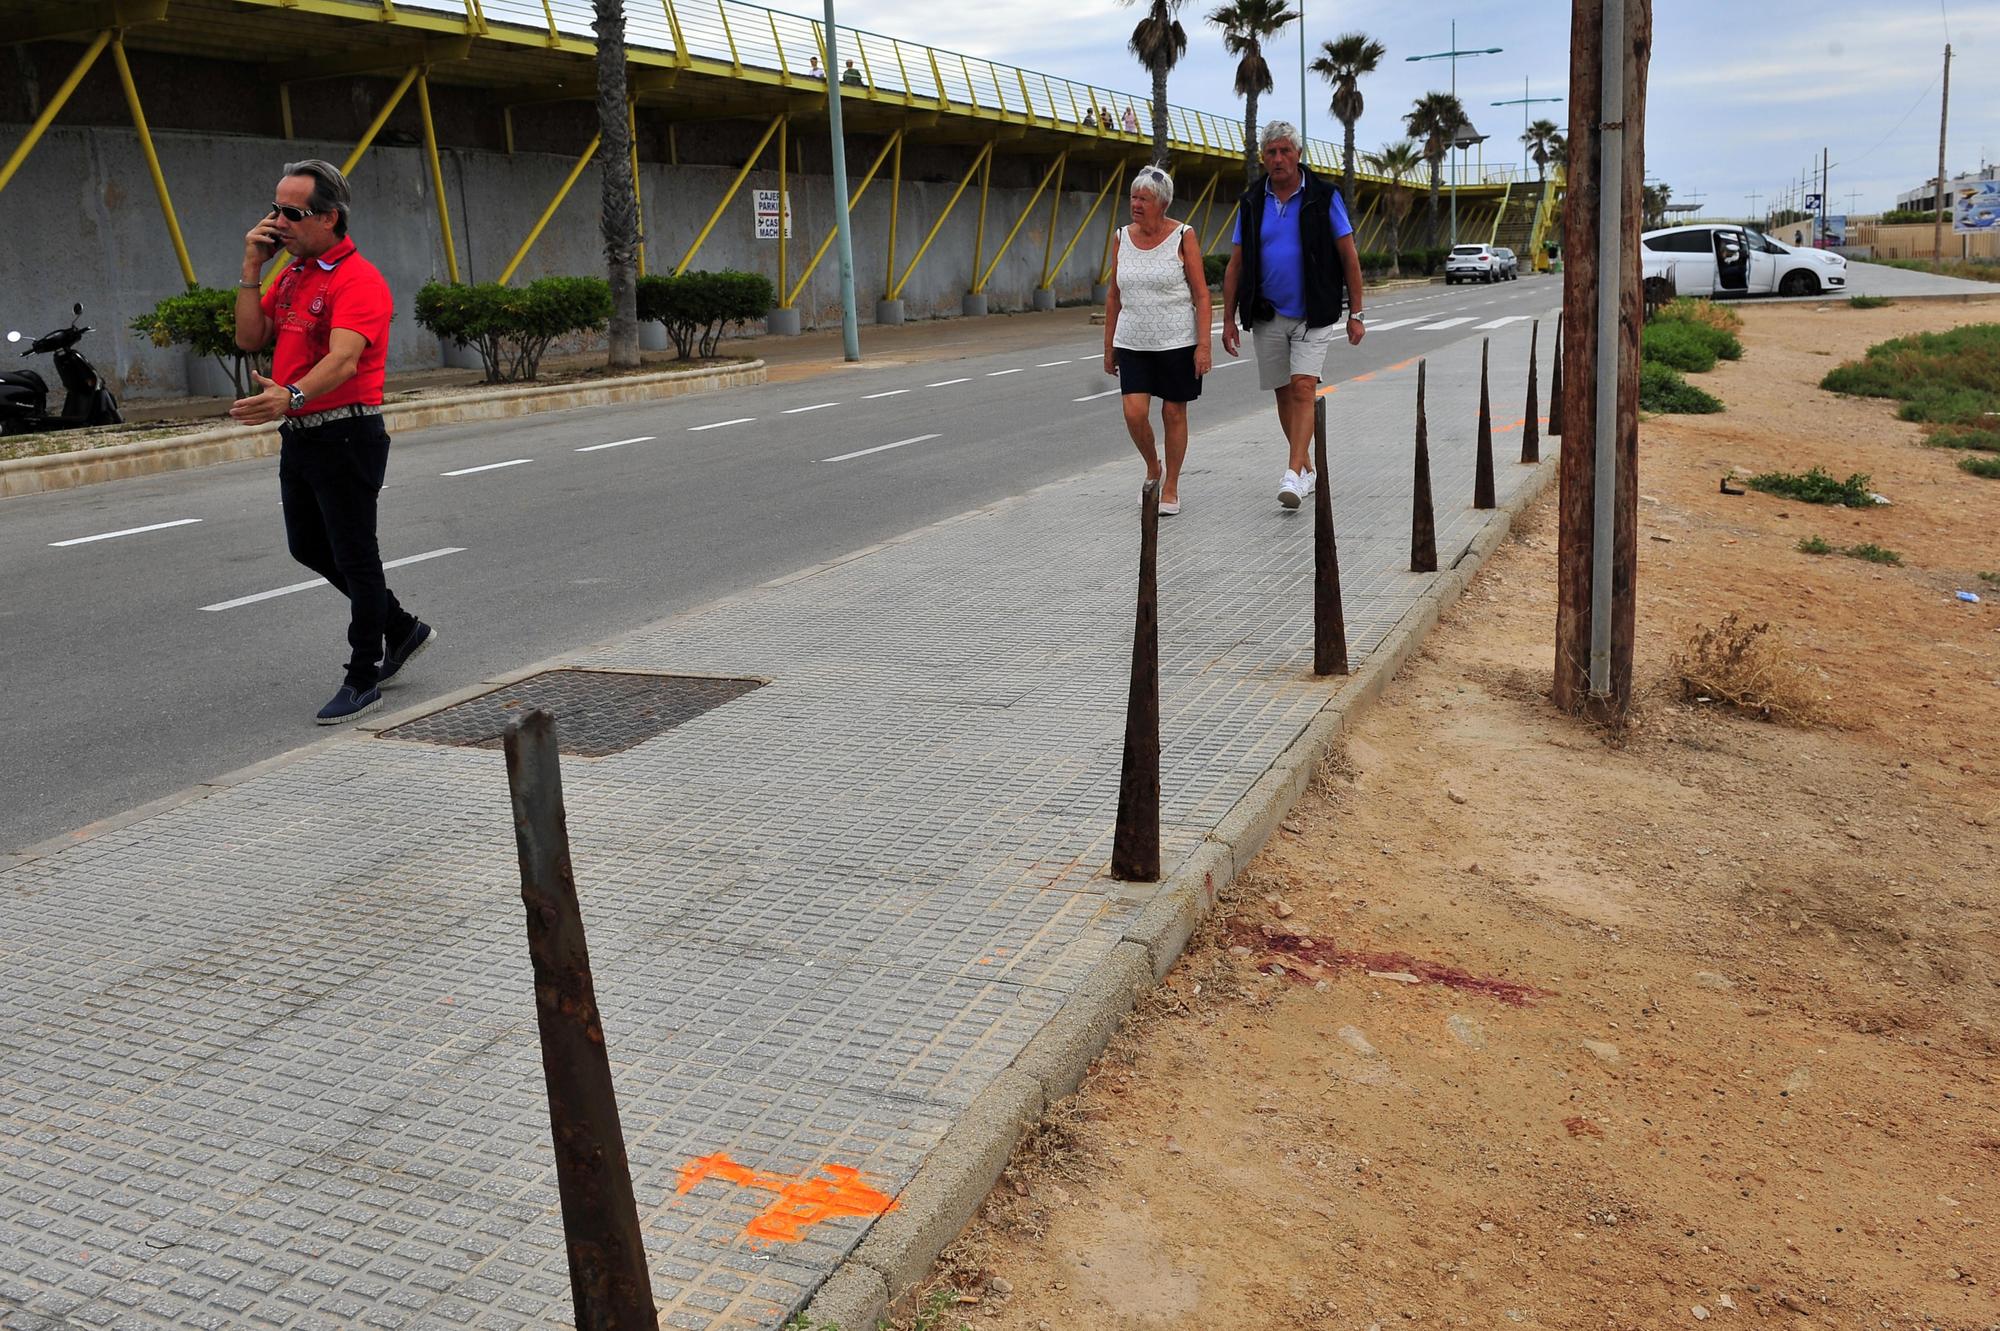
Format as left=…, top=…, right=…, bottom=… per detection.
left=381, top=669, right=764, bottom=757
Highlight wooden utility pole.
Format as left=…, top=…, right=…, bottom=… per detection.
left=1934, top=43, right=1951, bottom=262
left=1553, top=0, right=1650, bottom=720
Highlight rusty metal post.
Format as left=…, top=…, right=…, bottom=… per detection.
left=1521, top=318, right=1542, bottom=464
left=1474, top=338, right=1497, bottom=510
left=1312, top=396, right=1349, bottom=676
left=1548, top=314, right=1565, bottom=437
left=503, top=710, right=660, bottom=1331
left=1111, top=479, right=1161, bottom=881
left=1412, top=359, right=1438, bottom=573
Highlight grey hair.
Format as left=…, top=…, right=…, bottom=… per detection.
left=1131, top=165, right=1175, bottom=208
left=282, top=158, right=351, bottom=238
left=1259, top=120, right=1303, bottom=154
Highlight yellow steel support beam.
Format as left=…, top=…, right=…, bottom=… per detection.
left=1096, top=160, right=1127, bottom=284
left=888, top=141, right=992, bottom=301
left=0, top=30, right=111, bottom=198
left=1036, top=152, right=1068, bottom=288
left=884, top=130, right=903, bottom=291
left=537, top=0, right=560, bottom=45
left=503, top=105, right=515, bottom=154
left=770, top=11, right=789, bottom=82
left=1354, top=190, right=1383, bottom=252
left=977, top=151, right=1065, bottom=293
left=660, top=0, right=690, bottom=68
left=891, top=40, right=913, bottom=105
left=961, top=55, right=978, bottom=110
left=787, top=130, right=899, bottom=307
left=969, top=142, right=992, bottom=287
left=627, top=99, right=647, bottom=277
left=110, top=35, right=195, bottom=288
left=856, top=36, right=875, bottom=91
left=279, top=83, right=294, bottom=138
left=1048, top=159, right=1121, bottom=289
left=776, top=114, right=788, bottom=304
left=716, top=0, right=742, bottom=72
left=499, top=132, right=599, bottom=284
left=675, top=113, right=783, bottom=275
left=339, top=65, right=421, bottom=177
left=927, top=50, right=946, bottom=103
left=416, top=73, right=460, bottom=283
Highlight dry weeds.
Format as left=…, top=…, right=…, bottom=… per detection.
left=1670, top=612, right=1829, bottom=724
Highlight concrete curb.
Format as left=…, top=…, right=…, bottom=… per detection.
left=801, top=450, right=1561, bottom=1331
left=0, top=360, right=764, bottom=499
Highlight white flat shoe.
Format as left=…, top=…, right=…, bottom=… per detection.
left=1158, top=500, right=1181, bottom=516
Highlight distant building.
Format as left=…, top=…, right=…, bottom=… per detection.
left=1898, top=164, right=1997, bottom=212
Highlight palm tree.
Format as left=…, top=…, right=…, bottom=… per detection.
left=593, top=0, right=640, bottom=369
left=1522, top=117, right=1562, bottom=185
left=1642, top=182, right=1673, bottom=230
left=1208, top=0, right=1299, bottom=183
left=1366, top=139, right=1424, bottom=278
left=1309, top=32, right=1386, bottom=212
left=1121, top=0, right=1188, bottom=167
left=1403, top=90, right=1465, bottom=251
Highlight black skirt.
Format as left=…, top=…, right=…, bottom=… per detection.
left=1115, top=344, right=1204, bottom=404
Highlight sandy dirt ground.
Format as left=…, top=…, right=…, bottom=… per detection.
left=893, top=297, right=2000, bottom=1331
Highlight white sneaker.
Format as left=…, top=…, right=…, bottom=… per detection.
left=1296, top=468, right=1319, bottom=501
left=1278, top=468, right=1302, bottom=509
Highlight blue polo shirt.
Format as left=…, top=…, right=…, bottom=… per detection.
left=1233, top=177, right=1354, bottom=319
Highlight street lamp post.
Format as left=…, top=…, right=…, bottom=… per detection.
left=1405, top=19, right=1502, bottom=246
left=1492, top=76, right=1562, bottom=179
left=1298, top=0, right=1307, bottom=144
left=823, top=0, right=860, bottom=361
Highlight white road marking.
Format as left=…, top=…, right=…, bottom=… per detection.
left=688, top=416, right=754, bottom=431
left=49, top=518, right=202, bottom=548
left=927, top=377, right=971, bottom=387
left=1365, top=318, right=1422, bottom=331
left=783, top=402, right=839, bottom=414
left=1474, top=315, right=1534, bottom=330
left=863, top=388, right=911, bottom=399
left=820, top=433, right=942, bottom=463
left=987, top=368, right=1024, bottom=376
left=575, top=435, right=654, bottom=452
left=201, top=547, right=465, bottom=612
left=1416, top=317, right=1476, bottom=330
left=442, top=458, right=532, bottom=476
left=1208, top=359, right=1252, bottom=370
left=1036, top=360, right=1073, bottom=367
left=1074, top=388, right=1121, bottom=401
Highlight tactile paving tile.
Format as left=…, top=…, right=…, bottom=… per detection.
left=379, top=670, right=766, bottom=757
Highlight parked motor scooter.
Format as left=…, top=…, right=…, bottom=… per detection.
left=0, top=303, right=123, bottom=436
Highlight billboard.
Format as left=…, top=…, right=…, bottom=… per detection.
left=1821, top=215, right=1847, bottom=248
left=1952, top=179, right=2000, bottom=234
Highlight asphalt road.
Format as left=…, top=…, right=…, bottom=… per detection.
left=1, top=274, right=1561, bottom=851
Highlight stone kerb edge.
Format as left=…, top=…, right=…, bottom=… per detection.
left=0, top=361, right=765, bottom=499
left=803, top=451, right=1560, bottom=1331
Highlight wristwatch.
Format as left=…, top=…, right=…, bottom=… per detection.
left=1348, top=310, right=1366, bottom=323
left=283, top=384, right=306, bottom=412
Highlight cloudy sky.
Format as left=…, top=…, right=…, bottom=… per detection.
left=758, top=0, right=1994, bottom=220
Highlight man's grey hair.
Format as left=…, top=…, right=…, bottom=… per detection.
left=283, top=158, right=351, bottom=238
left=1259, top=120, right=1304, bottom=154
left=1131, top=165, right=1175, bottom=208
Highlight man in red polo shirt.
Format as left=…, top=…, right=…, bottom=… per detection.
left=231, top=159, right=435, bottom=725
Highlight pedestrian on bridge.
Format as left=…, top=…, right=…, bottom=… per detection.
left=1220, top=121, right=1367, bottom=509
left=1102, top=165, right=1211, bottom=516
left=230, top=159, right=435, bottom=725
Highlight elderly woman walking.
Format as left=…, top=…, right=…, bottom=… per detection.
left=1102, top=166, right=1212, bottom=515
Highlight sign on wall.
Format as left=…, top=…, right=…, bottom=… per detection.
left=1951, top=180, right=2000, bottom=234
left=754, top=189, right=793, bottom=240
left=1822, top=215, right=1847, bottom=248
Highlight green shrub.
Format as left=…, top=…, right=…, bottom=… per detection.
left=130, top=286, right=270, bottom=395
left=1928, top=425, right=2000, bottom=452
left=1820, top=323, right=2000, bottom=425
left=413, top=276, right=612, bottom=382
left=1659, top=296, right=1741, bottom=331
left=1843, top=542, right=1902, bottom=565
left=1643, top=320, right=1722, bottom=372
left=1796, top=535, right=1834, bottom=555
left=1880, top=208, right=1942, bottom=224
left=1746, top=465, right=1874, bottom=506
left=636, top=270, right=774, bottom=359
left=1201, top=254, right=1227, bottom=288
left=1639, top=361, right=1723, bottom=413
left=1960, top=453, right=2000, bottom=479
left=1848, top=295, right=1894, bottom=309
left=1878, top=258, right=2000, bottom=283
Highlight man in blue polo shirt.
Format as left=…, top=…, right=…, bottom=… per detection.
left=1221, top=120, right=1368, bottom=509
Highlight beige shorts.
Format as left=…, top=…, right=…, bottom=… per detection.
left=1250, top=317, right=1337, bottom=391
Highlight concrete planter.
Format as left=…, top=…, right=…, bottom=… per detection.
left=766, top=307, right=802, bottom=336
left=1032, top=289, right=1056, bottom=311
left=961, top=293, right=989, bottom=317
left=875, top=299, right=906, bottom=325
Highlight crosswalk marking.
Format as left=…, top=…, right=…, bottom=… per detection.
left=1473, top=315, right=1535, bottom=330
left=1365, top=318, right=1422, bottom=331
left=1416, top=316, right=1476, bottom=330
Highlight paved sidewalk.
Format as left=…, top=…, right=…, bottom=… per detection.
left=0, top=322, right=1552, bottom=1331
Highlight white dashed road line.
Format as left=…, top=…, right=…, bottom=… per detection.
left=441, top=459, right=532, bottom=477
left=820, top=433, right=942, bottom=463
left=1036, top=359, right=1072, bottom=367
left=1364, top=318, right=1422, bottom=331
left=1073, top=388, right=1121, bottom=402
left=927, top=377, right=971, bottom=387
left=201, top=547, right=466, bottom=613
left=688, top=417, right=755, bottom=431
left=575, top=435, right=654, bottom=452
left=1417, top=317, right=1476, bottom=330
left=783, top=402, right=839, bottom=414
left=863, top=389, right=910, bottom=399
left=49, top=518, right=202, bottom=548
left=1474, top=316, right=1535, bottom=330
left=987, top=368, right=1023, bottom=376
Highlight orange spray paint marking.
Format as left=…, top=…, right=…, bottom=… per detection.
left=1386, top=356, right=1421, bottom=372
left=676, top=1152, right=898, bottom=1244
left=1348, top=371, right=1376, bottom=384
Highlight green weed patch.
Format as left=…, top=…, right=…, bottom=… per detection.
left=1640, top=362, right=1723, bottom=413
left=1820, top=324, right=2000, bottom=426
left=1748, top=466, right=1875, bottom=506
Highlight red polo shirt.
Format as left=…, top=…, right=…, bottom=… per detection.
left=259, top=236, right=393, bottom=414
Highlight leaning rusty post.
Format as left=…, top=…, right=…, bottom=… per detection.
left=1111, top=479, right=1161, bottom=881
left=503, top=710, right=660, bottom=1331
left=1312, top=395, right=1349, bottom=676
left=1474, top=338, right=1497, bottom=510
left=1411, top=359, right=1438, bottom=573
left=1548, top=314, right=1565, bottom=437
left=1521, top=318, right=1542, bottom=464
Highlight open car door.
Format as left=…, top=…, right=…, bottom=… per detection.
left=1713, top=228, right=1750, bottom=294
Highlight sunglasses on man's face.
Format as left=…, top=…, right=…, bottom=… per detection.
left=267, top=203, right=319, bottom=223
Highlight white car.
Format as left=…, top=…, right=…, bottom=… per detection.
left=1641, top=224, right=1847, bottom=298
left=1445, top=244, right=1505, bottom=284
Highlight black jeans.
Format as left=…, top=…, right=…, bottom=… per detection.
left=278, top=415, right=417, bottom=691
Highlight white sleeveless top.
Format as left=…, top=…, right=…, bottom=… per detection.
left=1112, top=224, right=1197, bottom=351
